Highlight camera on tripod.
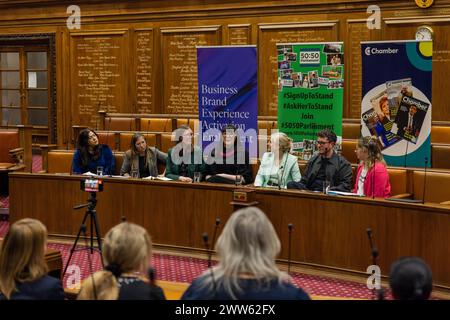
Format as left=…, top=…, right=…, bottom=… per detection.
left=80, top=179, right=104, bottom=192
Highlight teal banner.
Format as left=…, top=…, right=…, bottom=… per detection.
left=361, top=40, right=432, bottom=167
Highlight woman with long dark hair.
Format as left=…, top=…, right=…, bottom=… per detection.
left=72, top=129, right=115, bottom=175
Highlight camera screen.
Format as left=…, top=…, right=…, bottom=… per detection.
left=81, top=179, right=103, bottom=192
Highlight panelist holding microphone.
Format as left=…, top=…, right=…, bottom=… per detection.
left=287, top=129, right=352, bottom=192
left=353, top=136, right=391, bottom=198
left=254, top=132, right=301, bottom=188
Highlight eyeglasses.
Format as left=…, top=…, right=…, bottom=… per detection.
left=316, top=140, right=329, bottom=145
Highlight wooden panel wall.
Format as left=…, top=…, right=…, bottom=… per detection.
left=0, top=0, right=449, bottom=146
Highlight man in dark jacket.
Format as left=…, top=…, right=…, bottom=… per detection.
left=287, top=129, right=353, bottom=192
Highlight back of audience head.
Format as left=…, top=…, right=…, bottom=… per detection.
left=78, top=222, right=152, bottom=300
left=389, top=257, right=432, bottom=300
left=0, top=218, right=48, bottom=299
left=203, top=207, right=287, bottom=299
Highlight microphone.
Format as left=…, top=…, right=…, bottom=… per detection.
left=422, top=157, right=428, bottom=205
left=366, top=228, right=384, bottom=300
left=368, top=139, right=376, bottom=200
left=403, top=141, right=409, bottom=168
left=202, top=232, right=218, bottom=298
left=287, top=223, right=293, bottom=274
left=147, top=267, right=156, bottom=287
left=279, top=151, right=289, bottom=190
left=235, top=166, right=239, bottom=187
left=210, top=218, right=221, bottom=257
left=121, top=215, right=126, bottom=222
left=81, top=224, right=97, bottom=300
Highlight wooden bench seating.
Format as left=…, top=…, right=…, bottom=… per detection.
left=431, top=125, right=450, bottom=144
left=431, top=144, right=450, bottom=170
left=411, top=170, right=450, bottom=204
left=0, top=126, right=32, bottom=173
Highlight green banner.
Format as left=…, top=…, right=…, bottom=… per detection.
left=277, top=42, right=344, bottom=160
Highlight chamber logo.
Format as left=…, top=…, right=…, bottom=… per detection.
left=365, top=47, right=399, bottom=56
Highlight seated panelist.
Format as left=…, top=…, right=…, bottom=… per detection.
left=254, top=132, right=301, bottom=188
left=165, top=125, right=205, bottom=182
left=72, top=129, right=115, bottom=175
left=287, top=129, right=352, bottom=192
left=353, top=136, right=391, bottom=198
left=205, top=124, right=253, bottom=185
left=120, top=133, right=167, bottom=178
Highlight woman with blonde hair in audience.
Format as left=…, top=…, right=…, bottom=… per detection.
left=353, top=136, right=391, bottom=198
left=254, top=132, right=301, bottom=188
left=181, top=207, right=310, bottom=300
left=78, top=222, right=165, bottom=300
left=0, top=218, right=64, bottom=300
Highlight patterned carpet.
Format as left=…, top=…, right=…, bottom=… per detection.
left=0, top=220, right=395, bottom=300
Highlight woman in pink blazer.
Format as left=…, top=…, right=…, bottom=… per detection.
left=353, top=136, right=391, bottom=198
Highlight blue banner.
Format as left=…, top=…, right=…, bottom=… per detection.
left=361, top=41, right=432, bottom=167
left=197, top=46, right=258, bottom=158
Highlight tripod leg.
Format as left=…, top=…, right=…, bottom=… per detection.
left=92, top=210, right=104, bottom=267
left=90, top=213, right=94, bottom=254
left=63, top=211, right=90, bottom=276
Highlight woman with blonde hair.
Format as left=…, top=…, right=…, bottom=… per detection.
left=0, top=218, right=64, bottom=300
left=78, top=222, right=165, bottom=300
left=353, top=136, right=391, bottom=198
left=254, top=132, right=301, bottom=188
left=181, top=207, right=310, bottom=300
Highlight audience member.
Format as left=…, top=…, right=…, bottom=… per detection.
left=389, top=257, right=432, bottom=300
left=181, top=207, right=310, bottom=300
left=0, top=218, right=64, bottom=300
left=77, top=222, right=165, bottom=300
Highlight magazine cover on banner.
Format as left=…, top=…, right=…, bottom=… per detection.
left=361, top=40, right=432, bottom=167
left=197, top=46, right=258, bottom=160
left=277, top=42, right=344, bottom=160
